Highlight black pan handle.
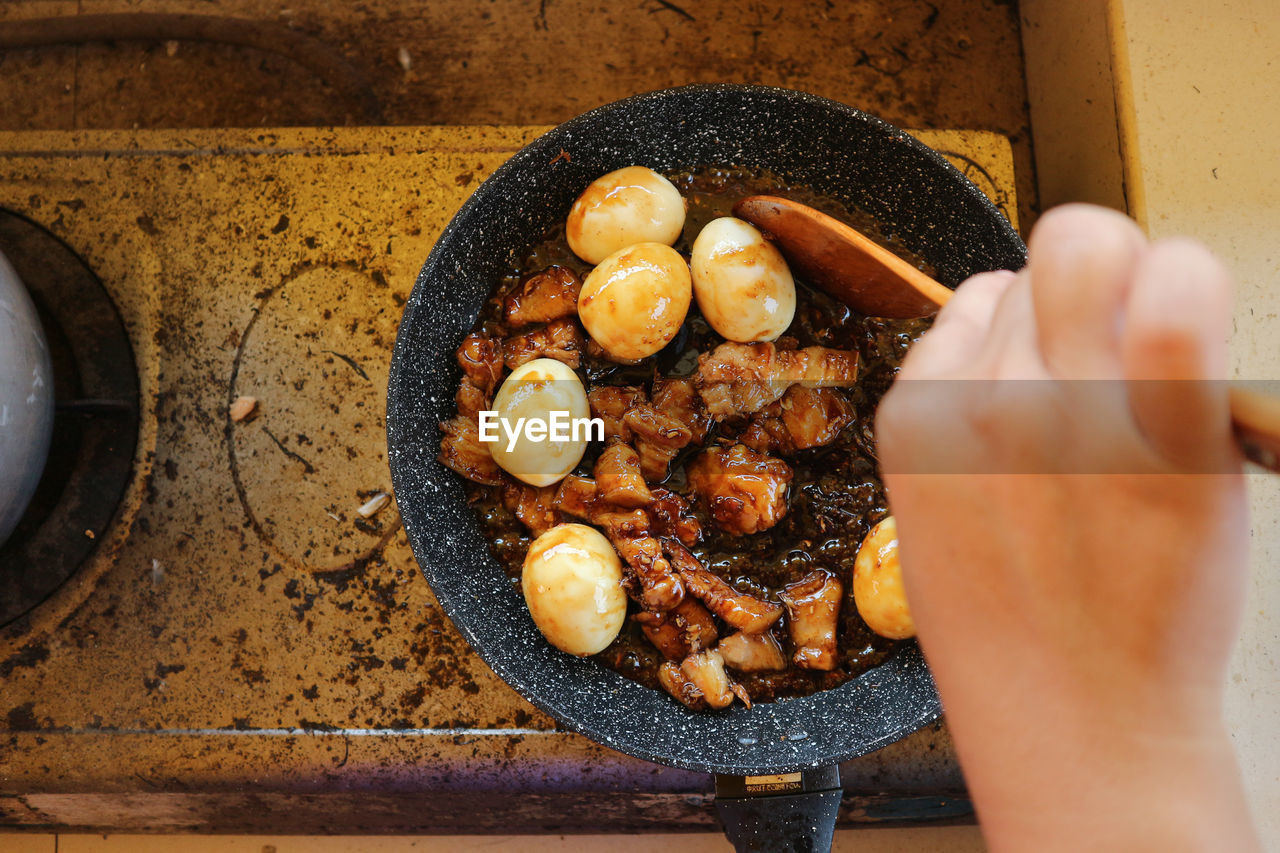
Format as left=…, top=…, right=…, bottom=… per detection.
left=714, top=766, right=843, bottom=853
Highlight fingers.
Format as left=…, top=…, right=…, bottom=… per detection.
left=884, top=206, right=1237, bottom=475
left=879, top=269, right=1029, bottom=475
left=973, top=274, right=1048, bottom=380
left=1028, top=204, right=1148, bottom=379
left=1122, top=237, right=1237, bottom=471
left=897, top=269, right=1017, bottom=379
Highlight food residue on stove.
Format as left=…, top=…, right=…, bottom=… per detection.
left=356, top=492, right=391, bottom=519
left=229, top=395, right=259, bottom=422
left=438, top=164, right=931, bottom=712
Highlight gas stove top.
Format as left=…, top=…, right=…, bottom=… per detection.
left=0, top=126, right=1014, bottom=833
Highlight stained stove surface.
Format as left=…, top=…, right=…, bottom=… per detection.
left=0, top=127, right=1015, bottom=833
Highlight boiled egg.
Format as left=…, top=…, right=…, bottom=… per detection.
left=487, top=358, right=590, bottom=488
left=566, top=166, right=686, bottom=265
left=523, top=523, right=627, bottom=656
left=578, top=242, right=691, bottom=360
left=852, top=516, right=915, bottom=639
left=690, top=216, right=795, bottom=342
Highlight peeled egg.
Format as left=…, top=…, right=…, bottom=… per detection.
left=578, top=242, right=691, bottom=360
left=566, top=166, right=686, bottom=265
left=487, top=358, right=590, bottom=488
left=523, top=523, right=627, bottom=656
left=690, top=216, right=796, bottom=342
left=852, top=516, right=915, bottom=640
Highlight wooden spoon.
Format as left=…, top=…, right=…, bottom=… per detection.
left=733, top=194, right=1280, bottom=472
left=733, top=195, right=953, bottom=319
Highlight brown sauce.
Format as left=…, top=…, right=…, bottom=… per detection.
left=461, top=166, right=934, bottom=704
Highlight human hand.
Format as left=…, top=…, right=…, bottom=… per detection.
left=875, top=204, right=1258, bottom=851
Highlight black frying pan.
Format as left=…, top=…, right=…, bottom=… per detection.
left=387, top=84, right=1026, bottom=850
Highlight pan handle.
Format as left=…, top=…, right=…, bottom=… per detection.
left=714, top=766, right=843, bottom=853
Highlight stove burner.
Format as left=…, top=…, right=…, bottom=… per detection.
left=0, top=211, right=139, bottom=628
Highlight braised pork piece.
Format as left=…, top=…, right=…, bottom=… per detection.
left=442, top=166, right=933, bottom=708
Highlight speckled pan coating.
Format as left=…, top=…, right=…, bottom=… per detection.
left=387, top=84, right=1026, bottom=776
